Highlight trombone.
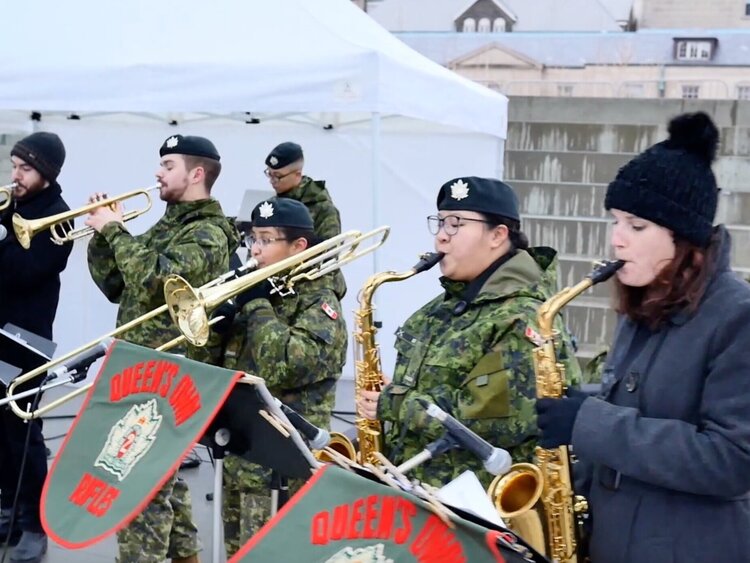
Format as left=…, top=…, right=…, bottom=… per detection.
left=13, top=184, right=160, bottom=249
left=0, top=183, right=16, bottom=212
left=4, top=258, right=260, bottom=420
left=6, top=226, right=389, bottom=419
left=164, top=226, right=390, bottom=346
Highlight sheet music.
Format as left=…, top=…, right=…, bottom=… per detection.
left=437, top=470, right=506, bottom=528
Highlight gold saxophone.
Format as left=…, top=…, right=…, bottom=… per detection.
left=487, top=259, right=623, bottom=562
left=317, top=252, right=444, bottom=464
left=354, top=251, right=444, bottom=465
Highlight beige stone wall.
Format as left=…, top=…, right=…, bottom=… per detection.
left=457, top=62, right=750, bottom=99
left=505, top=98, right=750, bottom=367
left=635, top=0, right=750, bottom=29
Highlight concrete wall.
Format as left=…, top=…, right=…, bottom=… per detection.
left=506, top=98, right=750, bottom=365
left=635, top=0, right=750, bottom=29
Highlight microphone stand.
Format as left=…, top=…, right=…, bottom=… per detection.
left=396, top=433, right=456, bottom=475
left=0, top=368, right=89, bottom=410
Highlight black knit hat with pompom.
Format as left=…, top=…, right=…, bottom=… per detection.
left=605, top=111, right=719, bottom=246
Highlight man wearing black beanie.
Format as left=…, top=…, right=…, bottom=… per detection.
left=0, top=131, right=72, bottom=563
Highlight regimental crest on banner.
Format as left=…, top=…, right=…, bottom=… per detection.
left=325, top=543, right=393, bottom=563
left=94, top=399, right=163, bottom=481
left=42, top=340, right=243, bottom=550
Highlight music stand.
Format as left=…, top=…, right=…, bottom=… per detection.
left=0, top=324, right=56, bottom=410
left=201, top=374, right=320, bottom=563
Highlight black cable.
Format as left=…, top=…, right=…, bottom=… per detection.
left=1, top=377, right=47, bottom=563
left=331, top=412, right=356, bottom=426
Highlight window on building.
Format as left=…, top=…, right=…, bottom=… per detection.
left=675, top=40, right=714, bottom=61
left=478, top=17, right=491, bottom=33
left=462, top=17, right=476, bottom=32
left=738, top=85, right=750, bottom=100
left=493, top=18, right=506, bottom=32
left=558, top=84, right=574, bottom=97
left=682, top=85, right=700, bottom=99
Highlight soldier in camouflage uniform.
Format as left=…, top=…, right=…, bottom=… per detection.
left=211, top=197, right=347, bottom=557
left=358, top=176, right=581, bottom=489
left=86, top=135, right=240, bottom=563
left=264, top=142, right=346, bottom=296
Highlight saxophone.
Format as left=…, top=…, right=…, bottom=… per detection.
left=354, top=251, right=444, bottom=466
left=487, top=259, right=623, bottom=562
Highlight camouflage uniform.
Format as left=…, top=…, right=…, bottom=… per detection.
left=88, top=199, right=239, bottom=562
left=378, top=247, right=582, bottom=488
left=279, top=175, right=347, bottom=296
left=219, top=274, right=347, bottom=556
left=279, top=176, right=340, bottom=240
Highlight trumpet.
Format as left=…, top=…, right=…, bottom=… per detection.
left=0, top=183, right=16, bottom=212
left=13, top=184, right=160, bottom=249
left=164, top=226, right=390, bottom=346
left=4, top=259, right=261, bottom=420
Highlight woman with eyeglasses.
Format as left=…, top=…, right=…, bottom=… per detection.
left=357, top=176, right=581, bottom=488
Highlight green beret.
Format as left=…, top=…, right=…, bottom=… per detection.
left=251, top=197, right=314, bottom=230
left=265, top=142, right=303, bottom=170
left=436, top=176, right=520, bottom=221
left=159, top=135, right=220, bottom=161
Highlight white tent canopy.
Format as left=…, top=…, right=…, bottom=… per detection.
left=0, top=0, right=508, bottom=376
left=0, top=0, right=506, bottom=136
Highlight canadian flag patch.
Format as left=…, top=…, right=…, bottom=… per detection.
left=321, top=302, right=338, bottom=320
left=525, top=326, right=544, bottom=346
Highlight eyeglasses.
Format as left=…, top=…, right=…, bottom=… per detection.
left=244, top=234, right=289, bottom=248
left=426, top=214, right=493, bottom=236
left=263, top=168, right=299, bottom=182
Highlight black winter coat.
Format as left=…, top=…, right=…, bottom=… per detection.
left=573, top=227, right=750, bottom=563
left=0, top=183, right=72, bottom=343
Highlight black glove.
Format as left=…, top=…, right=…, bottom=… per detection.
left=535, top=388, right=587, bottom=449
left=209, top=301, right=238, bottom=335
left=235, top=279, right=273, bottom=309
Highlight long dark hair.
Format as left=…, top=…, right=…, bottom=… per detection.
left=614, top=231, right=719, bottom=330
left=482, top=213, right=529, bottom=251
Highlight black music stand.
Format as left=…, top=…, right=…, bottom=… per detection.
left=200, top=374, right=319, bottom=563
left=0, top=324, right=56, bottom=411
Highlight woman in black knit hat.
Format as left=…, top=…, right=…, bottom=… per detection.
left=536, top=112, right=750, bottom=563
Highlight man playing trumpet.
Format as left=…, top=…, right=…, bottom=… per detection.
left=85, top=135, right=240, bottom=563
left=0, top=132, right=72, bottom=563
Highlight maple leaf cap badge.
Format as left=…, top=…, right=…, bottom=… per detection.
left=269, top=155, right=278, bottom=166
left=259, top=201, right=274, bottom=219
left=450, top=179, right=469, bottom=200
left=165, top=136, right=179, bottom=149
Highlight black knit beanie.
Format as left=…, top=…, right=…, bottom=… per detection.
left=11, top=132, right=66, bottom=182
left=605, top=112, right=719, bottom=247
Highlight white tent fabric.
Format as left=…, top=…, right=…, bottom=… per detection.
left=0, top=0, right=508, bottom=377
left=0, top=0, right=506, bottom=137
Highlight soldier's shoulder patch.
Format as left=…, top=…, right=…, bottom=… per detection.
left=321, top=302, right=338, bottom=320
left=524, top=326, right=544, bottom=346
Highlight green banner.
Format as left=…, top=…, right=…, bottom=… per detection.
left=232, top=464, right=537, bottom=563
left=41, top=339, right=241, bottom=548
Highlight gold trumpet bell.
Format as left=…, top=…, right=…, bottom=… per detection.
left=12, top=213, right=34, bottom=250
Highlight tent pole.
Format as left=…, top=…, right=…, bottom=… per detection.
left=370, top=111, right=381, bottom=274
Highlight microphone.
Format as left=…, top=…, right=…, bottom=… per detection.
left=0, top=225, right=7, bottom=241
left=419, top=399, right=511, bottom=475
left=49, top=337, right=114, bottom=381
left=276, top=400, right=330, bottom=450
